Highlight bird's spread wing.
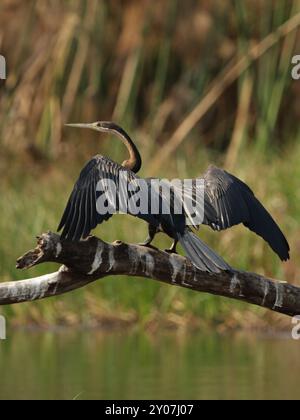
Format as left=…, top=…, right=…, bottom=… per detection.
left=202, top=165, right=290, bottom=261
left=58, top=155, right=159, bottom=241
left=159, top=179, right=217, bottom=230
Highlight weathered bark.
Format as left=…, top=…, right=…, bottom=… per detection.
left=0, top=232, right=299, bottom=317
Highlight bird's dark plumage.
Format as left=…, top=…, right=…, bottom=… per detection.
left=58, top=155, right=160, bottom=241
left=201, top=166, right=290, bottom=261
left=58, top=122, right=290, bottom=273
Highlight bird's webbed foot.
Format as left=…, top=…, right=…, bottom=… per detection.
left=138, top=237, right=154, bottom=247
left=165, top=240, right=178, bottom=254
left=138, top=224, right=158, bottom=248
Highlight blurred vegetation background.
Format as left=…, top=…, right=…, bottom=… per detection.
left=0, top=0, right=300, bottom=330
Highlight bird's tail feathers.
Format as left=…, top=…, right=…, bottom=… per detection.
left=178, top=230, right=232, bottom=273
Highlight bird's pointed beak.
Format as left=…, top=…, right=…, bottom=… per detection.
left=65, top=123, right=95, bottom=129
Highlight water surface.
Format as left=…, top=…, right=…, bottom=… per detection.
left=0, top=330, right=299, bottom=400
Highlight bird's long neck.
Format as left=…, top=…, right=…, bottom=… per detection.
left=109, top=124, right=142, bottom=173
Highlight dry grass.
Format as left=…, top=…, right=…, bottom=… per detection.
left=1, top=0, right=299, bottom=158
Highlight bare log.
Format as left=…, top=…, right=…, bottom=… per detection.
left=0, top=232, right=299, bottom=317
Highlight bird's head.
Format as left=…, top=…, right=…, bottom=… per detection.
left=66, top=120, right=141, bottom=172
left=66, top=121, right=120, bottom=134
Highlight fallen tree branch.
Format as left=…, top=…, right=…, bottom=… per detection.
left=0, top=232, right=299, bottom=317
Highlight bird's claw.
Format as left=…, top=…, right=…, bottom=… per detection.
left=138, top=243, right=158, bottom=252
left=138, top=241, right=153, bottom=248
left=164, top=249, right=178, bottom=255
